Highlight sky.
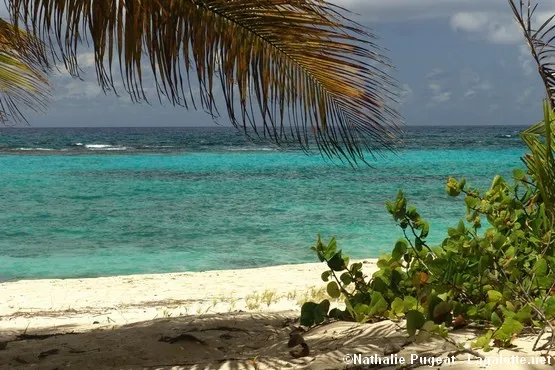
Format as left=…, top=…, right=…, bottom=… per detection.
left=5, top=0, right=555, bottom=127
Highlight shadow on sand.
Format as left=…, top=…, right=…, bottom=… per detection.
left=0, top=311, right=549, bottom=369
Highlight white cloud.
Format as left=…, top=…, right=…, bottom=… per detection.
left=476, top=80, right=493, bottom=90
left=449, top=7, right=555, bottom=45
left=459, top=68, right=480, bottom=85
left=518, top=45, right=535, bottom=75
left=464, top=81, right=492, bottom=98
left=53, top=80, right=102, bottom=101
left=329, top=0, right=555, bottom=22
left=464, top=90, right=475, bottom=98
left=432, top=91, right=452, bottom=103
left=428, top=83, right=452, bottom=104
left=426, top=69, right=453, bottom=105
left=487, top=23, right=522, bottom=44
left=517, top=87, right=534, bottom=104
left=77, top=52, right=96, bottom=69
left=460, top=68, right=492, bottom=98
left=451, top=12, right=489, bottom=32
left=330, top=0, right=504, bottom=21
left=535, top=10, right=555, bottom=25
left=464, top=83, right=492, bottom=98
left=425, top=68, right=443, bottom=79
left=449, top=12, right=522, bottom=44
left=428, top=83, right=441, bottom=94
left=488, top=104, right=500, bottom=113
left=399, top=84, right=413, bottom=104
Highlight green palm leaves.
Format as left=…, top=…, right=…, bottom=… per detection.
left=0, top=19, right=50, bottom=123
left=509, top=0, right=555, bottom=217
left=7, top=0, right=400, bottom=163
left=509, top=0, right=555, bottom=109
left=520, top=102, right=555, bottom=217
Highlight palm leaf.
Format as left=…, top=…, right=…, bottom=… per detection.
left=520, top=102, right=555, bottom=215
left=509, top=0, right=555, bottom=107
left=8, top=0, right=401, bottom=163
left=0, top=19, right=50, bottom=123
left=509, top=0, right=555, bottom=216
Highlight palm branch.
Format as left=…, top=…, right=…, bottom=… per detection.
left=7, top=0, right=400, bottom=163
left=509, top=0, right=555, bottom=215
left=0, top=18, right=50, bottom=123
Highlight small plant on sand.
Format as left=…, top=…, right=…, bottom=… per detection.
left=261, top=290, right=279, bottom=307
left=228, top=297, right=238, bottom=312
left=213, top=293, right=238, bottom=312
left=246, top=293, right=262, bottom=310
left=286, top=289, right=298, bottom=301
left=161, top=307, right=172, bottom=318
left=295, top=286, right=329, bottom=307
left=195, top=303, right=216, bottom=316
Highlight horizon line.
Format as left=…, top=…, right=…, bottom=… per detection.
left=0, top=124, right=530, bottom=129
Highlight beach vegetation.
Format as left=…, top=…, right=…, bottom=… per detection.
left=243, top=287, right=339, bottom=311
left=161, top=307, right=172, bottom=318
left=302, top=0, right=555, bottom=351
left=245, top=290, right=280, bottom=310
left=261, top=290, right=279, bottom=307
left=3, top=0, right=399, bottom=164
left=295, top=286, right=330, bottom=307
left=302, top=107, right=555, bottom=349
left=246, top=293, right=262, bottom=311
left=194, top=304, right=217, bottom=316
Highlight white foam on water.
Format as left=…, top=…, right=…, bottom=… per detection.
left=16, top=148, right=54, bottom=151
left=226, top=146, right=275, bottom=152
left=85, top=144, right=127, bottom=150
left=102, top=147, right=128, bottom=151
left=85, top=144, right=113, bottom=149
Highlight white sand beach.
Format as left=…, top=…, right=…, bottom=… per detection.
left=0, top=260, right=552, bottom=369
left=1, top=260, right=375, bottom=333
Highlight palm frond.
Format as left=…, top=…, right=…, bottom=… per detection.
left=8, top=0, right=401, bottom=163
left=0, top=18, right=50, bottom=123
left=509, top=0, right=555, bottom=108
left=520, top=101, right=555, bottom=216
left=510, top=1, right=555, bottom=216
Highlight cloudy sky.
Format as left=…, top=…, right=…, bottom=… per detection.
left=8, top=0, right=555, bottom=127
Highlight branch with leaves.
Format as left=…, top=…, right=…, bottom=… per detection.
left=7, top=0, right=401, bottom=163
left=0, top=19, right=50, bottom=123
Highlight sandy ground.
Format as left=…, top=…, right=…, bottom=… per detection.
left=0, top=261, right=375, bottom=334
left=0, top=260, right=553, bottom=369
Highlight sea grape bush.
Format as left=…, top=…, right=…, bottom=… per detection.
left=302, top=164, right=555, bottom=350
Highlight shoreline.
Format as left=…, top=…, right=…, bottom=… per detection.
left=0, top=258, right=375, bottom=283
left=0, top=258, right=548, bottom=369
left=0, top=259, right=379, bottom=337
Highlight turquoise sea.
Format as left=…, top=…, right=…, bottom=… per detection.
left=0, top=126, right=527, bottom=281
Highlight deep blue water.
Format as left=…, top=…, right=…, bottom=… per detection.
left=0, top=126, right=527, bottom=281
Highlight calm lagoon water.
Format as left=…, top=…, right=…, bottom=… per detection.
left=0, top=126, right=527, bottom=280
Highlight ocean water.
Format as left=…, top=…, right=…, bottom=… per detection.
left=0, top=126, right=527, bottom=281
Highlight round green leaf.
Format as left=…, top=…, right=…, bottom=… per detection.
left=391, top=297, right=405, bottom=315
left=513, top=168, right=526, bottom=181
left=300, top=302, right=318, bottom=326
left=327, top=252, right=346, bottom=271
left=392, top=239, right=408, bottom=261
left=340, top=272, right=352, bottom=286
left=406, top=310, right=426, bottom=337
left=326, top=281, right=341, bottom=299
left=487, top=290, right=503, bottom=303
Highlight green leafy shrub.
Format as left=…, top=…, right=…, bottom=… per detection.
left=301, top=104, right=555, bottom=350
